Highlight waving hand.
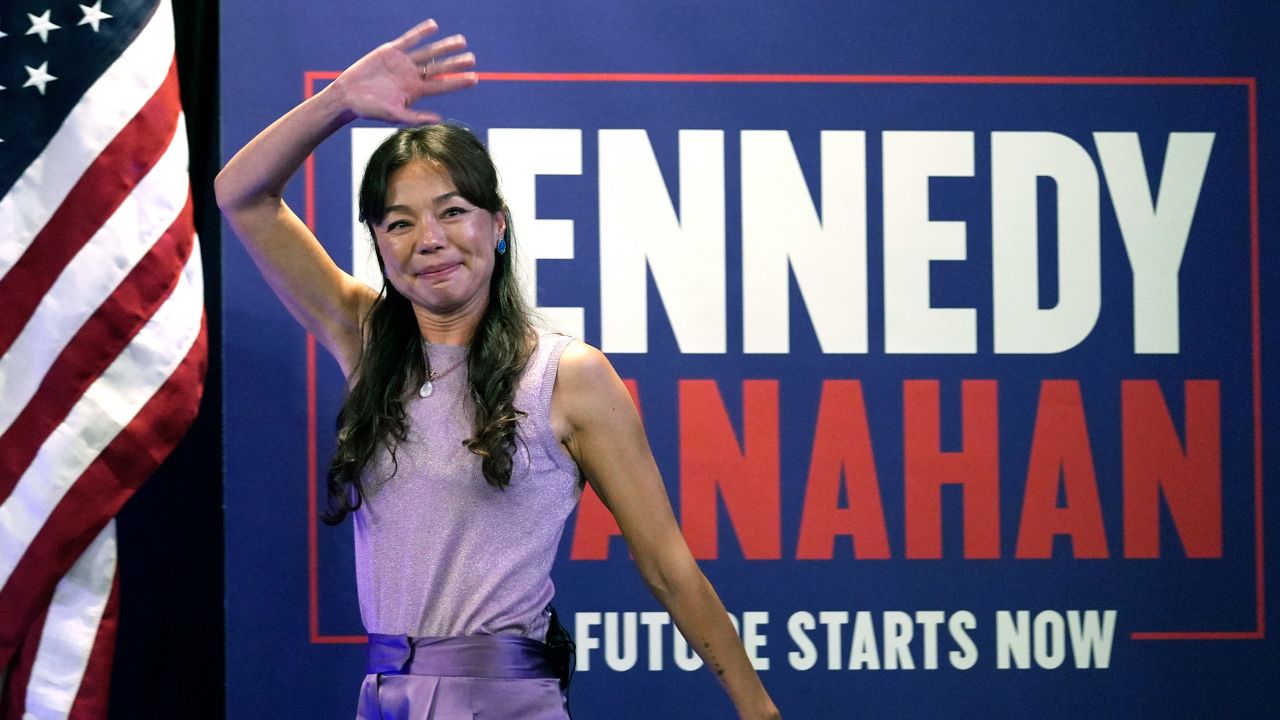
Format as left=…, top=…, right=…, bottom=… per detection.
left=330, top=19, right=478, bottom=125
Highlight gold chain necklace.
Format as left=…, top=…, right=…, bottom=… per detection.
left=419, top=343, right=468, bottom=398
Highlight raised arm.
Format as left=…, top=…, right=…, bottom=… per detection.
left=552, top=341, right=782, bottom=720
left=214, top=20, right=477, bottom=375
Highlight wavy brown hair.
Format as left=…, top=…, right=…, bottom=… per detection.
left=322, top=123, right=536, bottom=525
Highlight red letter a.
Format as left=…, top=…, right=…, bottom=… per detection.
left=797, top=380, right=890, bottom=559
left=1015, top=381, right=1108, bottom=559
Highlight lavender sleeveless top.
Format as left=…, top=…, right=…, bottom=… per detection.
left=353, top=334, right=581, bottom=641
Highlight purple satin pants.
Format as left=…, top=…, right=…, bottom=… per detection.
left=355, top=635, right=570, bottom=720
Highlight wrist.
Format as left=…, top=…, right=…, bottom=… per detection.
left=733, top=686, right=780, bottom=720
left=739, top=703, right=781, bottom=720
left=311, top=82, right=359, bottom=128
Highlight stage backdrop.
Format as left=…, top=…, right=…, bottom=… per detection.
left=220, top=2, right=1278, bottom=717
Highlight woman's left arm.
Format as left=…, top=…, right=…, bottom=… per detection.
left=552, top=341, right=781, bottom=720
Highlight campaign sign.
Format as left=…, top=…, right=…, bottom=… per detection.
left=222, top=4, right=1276, bottom=718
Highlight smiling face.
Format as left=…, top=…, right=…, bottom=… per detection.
left=372, top=160, right=506, bottom=324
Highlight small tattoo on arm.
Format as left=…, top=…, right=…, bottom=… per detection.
left=702, top=641, right=725, bottom=676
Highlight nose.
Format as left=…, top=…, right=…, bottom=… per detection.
left=415, top=218, right=445, bottom=253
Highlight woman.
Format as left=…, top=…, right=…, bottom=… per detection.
left=216, top=19, right=781, bottom=720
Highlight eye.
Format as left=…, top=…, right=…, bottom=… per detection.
left=441, top=206, right=470, bottom=219
left=385, top=219, right=411, bottom=231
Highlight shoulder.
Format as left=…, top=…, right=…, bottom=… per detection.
left=558, top=335, right=622, bottom=392
left=551, top=339, right=634, bottom=435
left=556, top=338, right=614, bottom=384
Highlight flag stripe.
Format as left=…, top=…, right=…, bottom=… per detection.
left=0, top=58, right=183, bottom=358
left=0, top=312, right=205, bottom=665
left=0, top=606, right=46, bottom=718
left=65, top=569, right=119, bottom=720
left=0, top=1, right=174, bottom=278
left=0, top=602, right=46, bottom=712
left=0, top=191, right=195, bottom=492
left=0, top=243, right=204, bottom=591
left=65, top=563, right=119, bottom=717
left=0, top=109, right=190, bottom=439
left=22, top=522, right=117, bottom=720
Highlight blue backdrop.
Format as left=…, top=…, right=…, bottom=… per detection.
left=221, top=2, right=1279, bottom=717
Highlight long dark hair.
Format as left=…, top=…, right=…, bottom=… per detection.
left=322, top=123, right=537, bottom=525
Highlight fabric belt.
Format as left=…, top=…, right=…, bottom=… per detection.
left=366, top=634, right=558, bottom=680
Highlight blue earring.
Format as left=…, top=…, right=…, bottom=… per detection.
left=497, top=238, right=508, bottom=255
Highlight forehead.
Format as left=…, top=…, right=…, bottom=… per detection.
left=385, top=159, right=457, bottom=203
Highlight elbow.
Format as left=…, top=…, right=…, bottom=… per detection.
left=212, top=167, right=236, bottom=213
left=638, top=561, right=671, bottom=599
left=637, top=550, right=702, bottom=603
left=213, top=167, right=277, bottom=221
left=213, top=166, right=246, bottom=214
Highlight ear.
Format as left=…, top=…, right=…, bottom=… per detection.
left=494, top=208, right=508, bottom=244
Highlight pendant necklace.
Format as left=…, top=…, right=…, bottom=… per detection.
left=419, top=343, right=468, bottom=398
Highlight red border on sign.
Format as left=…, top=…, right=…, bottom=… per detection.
left=301, top=71, right=1264, bottom=644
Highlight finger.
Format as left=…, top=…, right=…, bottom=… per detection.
left=391, top=18, right=439, bottom=49
left=391, top=106, right=443, bottom=125
left=423, top=72, right=479, bottom=95
left=420, top=52, right=476, bottom=78
left=408, top=34, right=468, bottom=64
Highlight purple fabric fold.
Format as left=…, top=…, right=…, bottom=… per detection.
left=366, top=634, right=558, bottom=680
left=357, top=636, right=569, bottom=719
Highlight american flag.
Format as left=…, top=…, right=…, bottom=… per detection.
left=0, top=0, right=205, bottom=716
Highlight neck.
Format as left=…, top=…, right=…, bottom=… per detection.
left=412, top=296, right=487, bottom=346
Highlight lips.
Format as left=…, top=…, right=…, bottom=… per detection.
left=416, top=262, right=460, bottom=279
